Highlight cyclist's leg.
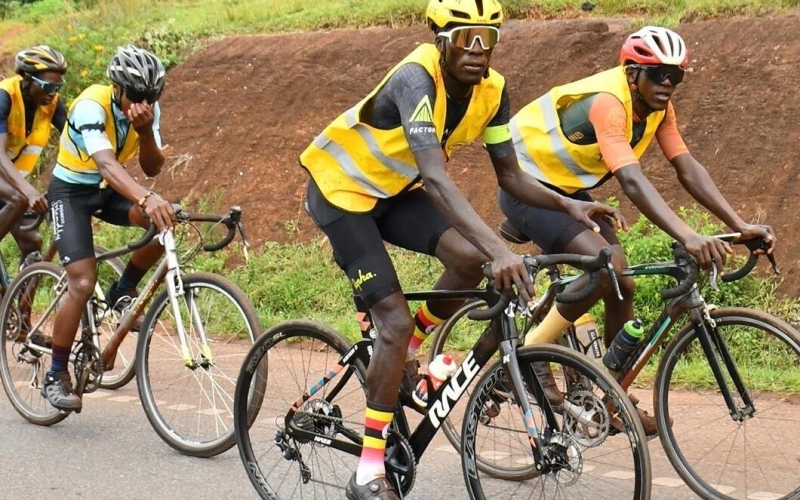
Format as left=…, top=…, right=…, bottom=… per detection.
left=94, top=188, right=160, bottom=308
left=0, top=179, right=29, bottom=248
left=307, top=179, right=407, bottom=499
left=44, top=179, right=102, bottom=411
left=10, top=219, right=44, bottom=268
left=379, top=188, right=485, bottom=360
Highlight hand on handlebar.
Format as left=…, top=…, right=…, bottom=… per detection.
left=490, top=250, right=534, bottom=305
left=566, top=200, right=629, bottom=233
left=683, top=233, right=733, bottom=274
left=27, top=191, right=48, bottom=215
left=737, top=223, right=776, bottom=254
left=143, top=193, right=176, bottom=232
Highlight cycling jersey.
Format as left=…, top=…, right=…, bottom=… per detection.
left=54, top=84, right=162, bottom=185
left=511, top=66, right=684, bottom=194
left=0, top=75, right=65, bottom=176
left=301, top=43, right=509, bottom=212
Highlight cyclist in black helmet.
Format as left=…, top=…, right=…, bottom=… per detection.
left=42, top=45, right=175, bottom=412
left=0, top=46, right=67, bottom=268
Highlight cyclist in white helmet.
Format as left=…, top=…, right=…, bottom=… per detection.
left=42, top=45, right=175, bottom=412
left=498, top=26, right=775, bottom=437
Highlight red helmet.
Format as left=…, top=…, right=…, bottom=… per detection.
left=619, top=26, right=688, bottom=68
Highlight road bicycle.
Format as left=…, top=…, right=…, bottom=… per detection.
left=0, top=205, right=265, bottom=458
left=430, top=220, right=800, bottom=500
left=233, top=249, right=652, bottom=499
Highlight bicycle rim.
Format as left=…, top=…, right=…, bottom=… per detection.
left=0, top=262, right=69, bottom=425
left=235, top=320, right=367, bottom=500
left=136, top=273, right=262, bottom=457
left=656, top=307, right=800, bottom=500
left=462, top=344, right=651, bottom=500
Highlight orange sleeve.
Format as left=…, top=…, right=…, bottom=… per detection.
left=587, top=93, right=638, bottom=172
left=655, top=102, right=689, bottom=160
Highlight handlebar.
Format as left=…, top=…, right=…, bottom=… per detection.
left=720, top=237, right=779, bottom=282
left=19, top=211, right=46, bottom=232
left=468, top=247, right=614, bottom=321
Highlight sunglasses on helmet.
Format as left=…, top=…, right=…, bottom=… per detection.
left=124, top=87, right=161, bottom=105
left=437, top=26, right=500, bottom=51
left=631, top=64, right=685, bottom=85
left=30, top=74, right=64, bottom=94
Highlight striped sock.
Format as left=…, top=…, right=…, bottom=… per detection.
left=407, top=302, right=446, bottom=359
left=355, top=402, right=394, bottom=485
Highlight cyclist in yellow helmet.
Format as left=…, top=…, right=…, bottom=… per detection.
left=300, top=1, right=624, bottom=498
left=0, top=45, right=67, bottom=267
left=501, top=26, right=775, bottom=436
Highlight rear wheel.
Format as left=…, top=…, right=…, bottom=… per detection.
left=235, top=320, right=368, bottom=500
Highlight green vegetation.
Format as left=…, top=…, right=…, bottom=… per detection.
left=2, top=0, right=798, bottom=98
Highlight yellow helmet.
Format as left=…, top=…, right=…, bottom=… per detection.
left=426, top=0, right=504, bottom=31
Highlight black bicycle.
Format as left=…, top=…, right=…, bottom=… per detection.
left=233, top=249, right=652, bottom=499
left=431, top=222, right=800, bottom=500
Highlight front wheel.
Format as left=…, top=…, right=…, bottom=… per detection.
left=462, top=344, right=651, bottom=500
left=656, top=307, right=800, bottom=500
left=136, top=272, right=263, bottom=458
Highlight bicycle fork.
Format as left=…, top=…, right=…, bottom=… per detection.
left=689, top=306, right=756, bottom=421
left=159, top=231, right=214, bottom=369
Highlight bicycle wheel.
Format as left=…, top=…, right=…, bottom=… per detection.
left=462, top=344, right=651, bottom=500
left=92, top=246, right=135, bottom=390
left=0, top=262, right=69, bottom=425
left=136, top=272, right=263, bottom=457
left=656, top=307, right=800, bottom=500
left=235, top=320, right=368, bottom=500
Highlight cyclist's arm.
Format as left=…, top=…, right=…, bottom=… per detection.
left=0, top=90, right=38, bottom=199
left=133, top=102, right=164, bottom=177
left=591, top=93, right=696, bottom=243
left=488, top=88, right=571, bottom=213
left=659, top=104, right=747, bottom=232
left=390, top=64, right=510, bottom=262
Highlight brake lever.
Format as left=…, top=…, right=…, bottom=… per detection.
left=605, top=260, right=622, bottom=300
left=767, top=253, right=781, bottom=275
left=235, top=220, right=250, bottom=262
left=709, top=262, right=719, bottom=291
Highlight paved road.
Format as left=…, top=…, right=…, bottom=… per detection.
left=0, top=382, right=712, bottom=500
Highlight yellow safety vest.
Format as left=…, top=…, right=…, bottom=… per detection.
left=300, top=43, right=504, bottom=212
left=511, top=66, right=665, bottom=194
left=0, top=75, right=59, bottom=176
left=57, top=84, right=139, bottom=173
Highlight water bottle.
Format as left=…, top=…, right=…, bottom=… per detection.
left=602, top=319, right=645, bottom=373
left=412, top=354, right=457, bottom=408
left=574, top=313, right=604, bottom=364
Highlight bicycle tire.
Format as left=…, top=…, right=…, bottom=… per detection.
left=462, top=343, right=651, bottom=500
left=136, top=272, right=263, bottom=458
left=656, top=307, right=800, bottom=500
left=235, top=319, right=368, bottom=500
left=92, top=245, right=135, bottom=390
left=0, top=262, right=70, bottom=425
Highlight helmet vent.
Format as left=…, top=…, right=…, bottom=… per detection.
left=476, top=0, right=484, bottom=16
left=449, top=9, right=471, bottom=20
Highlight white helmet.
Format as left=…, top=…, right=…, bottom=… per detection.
left=620, top=26, right=688, bottom=68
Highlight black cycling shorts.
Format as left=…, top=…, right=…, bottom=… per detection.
left=48, top=177, right=134, bottom=265
left=306, top=177, right=451, bottom=308
left=498, top=186, right=618, bottom=254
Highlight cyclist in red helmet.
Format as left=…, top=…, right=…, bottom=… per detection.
left=499, top=26, right=775, bottom=437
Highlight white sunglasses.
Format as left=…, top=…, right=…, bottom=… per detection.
left=438, top=26, right=501, bottom=51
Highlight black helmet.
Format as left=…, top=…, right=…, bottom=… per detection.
left=107, top=44, right=166, bottom=99
left=15, top=45, right=68, bottom=75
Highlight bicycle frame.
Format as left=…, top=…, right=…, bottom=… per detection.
left=285, top=287, right=561, bottom=473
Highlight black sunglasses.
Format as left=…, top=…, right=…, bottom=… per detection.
left=30, top=74, right=65, bottom=94
left=125, top=88, right=160, bottom=105
left=631, top=64, right=685, bottom=85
